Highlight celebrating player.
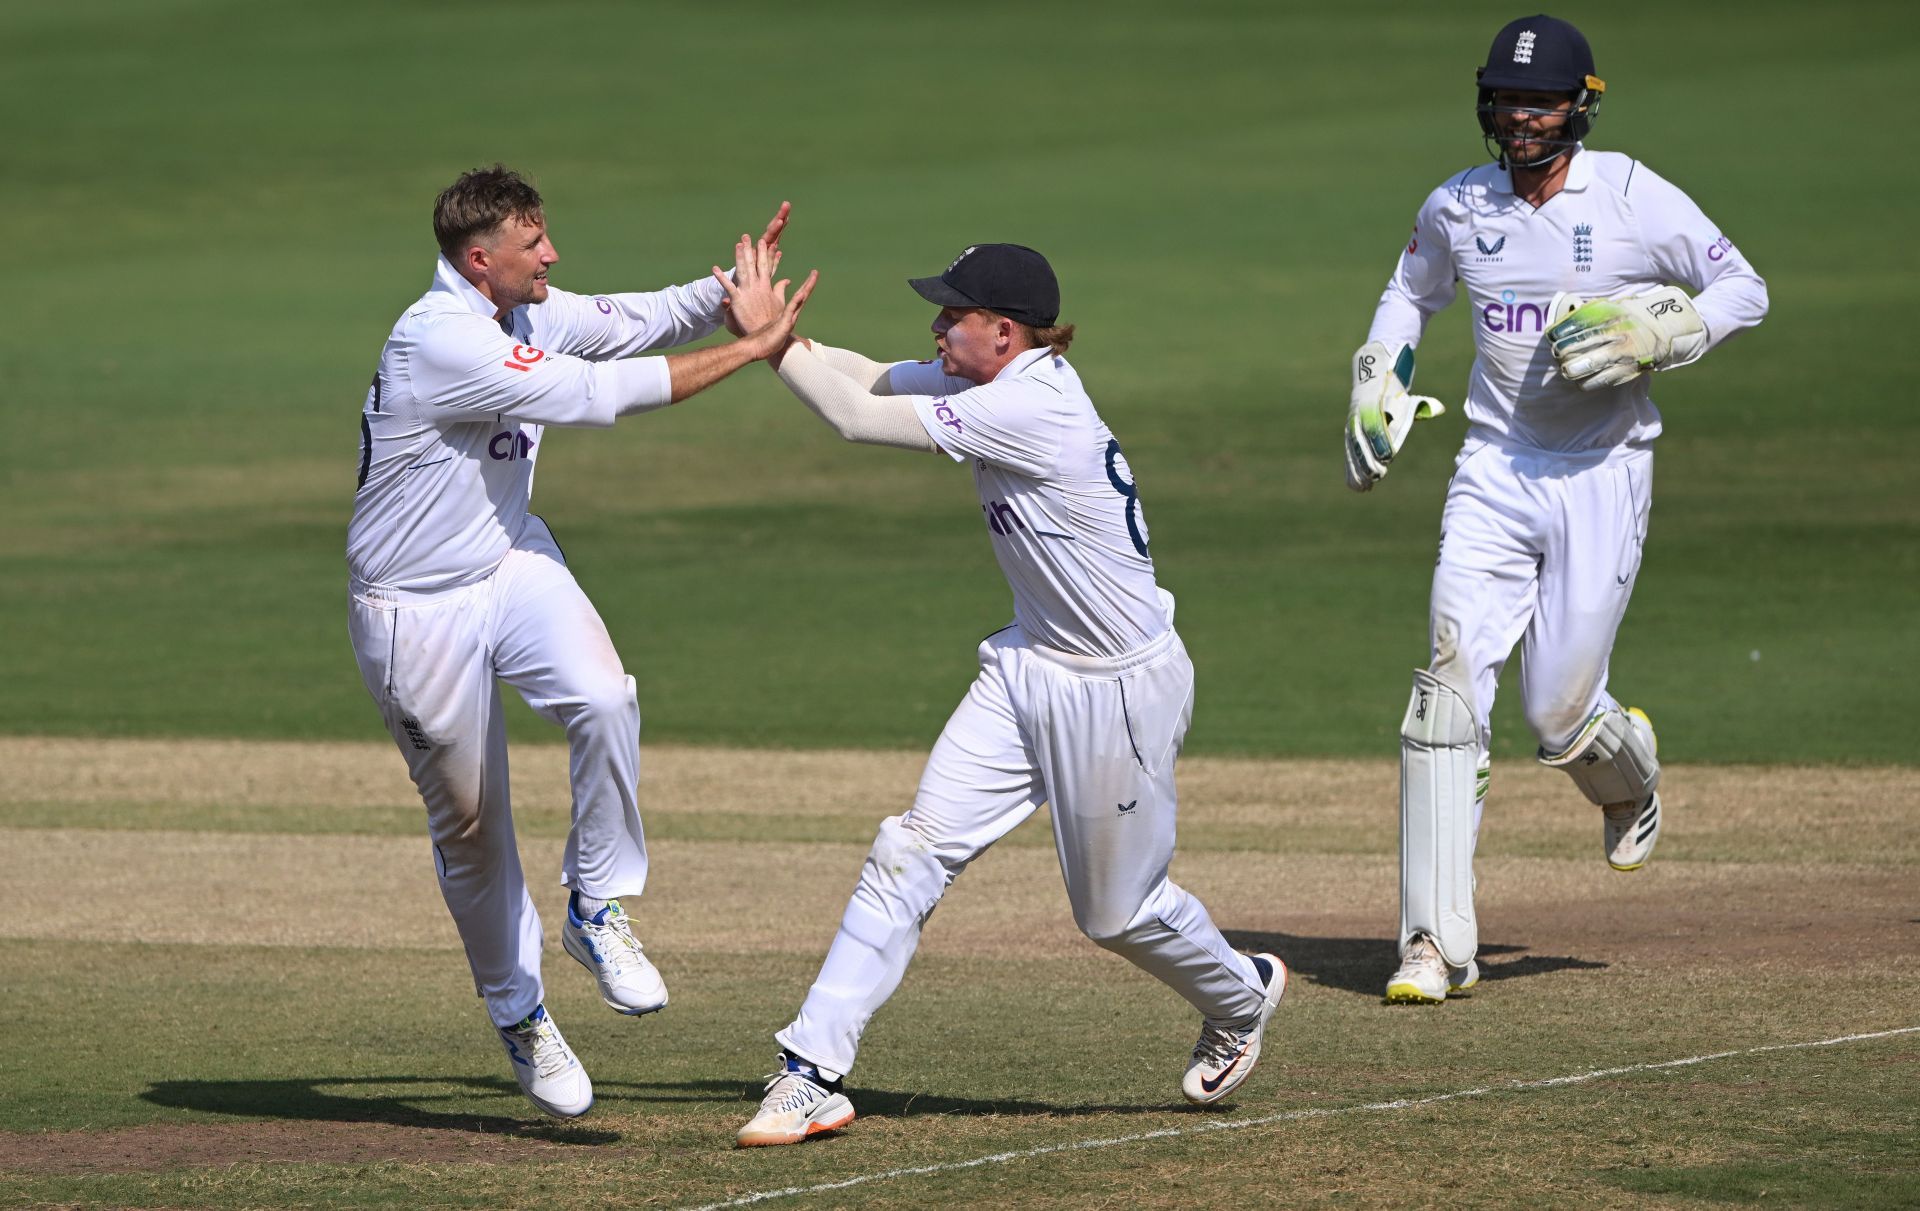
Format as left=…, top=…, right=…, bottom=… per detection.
left=1344, top=17, right=1768, bottom=1003
left=345, top=166, right=812, bottom=1117
left=733, top=241, right=1286, bottom=1147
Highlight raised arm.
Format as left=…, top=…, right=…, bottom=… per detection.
left=543, top=201, right=798, bottom=360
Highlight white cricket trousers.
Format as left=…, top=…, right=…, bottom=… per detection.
left=777, top=622, right=1268, bottom=1077
left=347, top=518, right=648, bottom=1028
left=1431, top=437, right=1654, bottom=769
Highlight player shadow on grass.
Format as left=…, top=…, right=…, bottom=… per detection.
left=140, top=1075, right=625, bottom=1142
left=1221, top=929, right=1607, bottom=998
left=143, top=1075, right=1175, bottom=1135
left=828, top=1087, right=1182, bottom=1121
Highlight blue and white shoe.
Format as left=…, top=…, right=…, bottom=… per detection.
left=562, top=894, right=669, bottom=1016
left=1182, top=953, right=1287, bottom=1104
left=497, top=1004, right=593, bottom=1119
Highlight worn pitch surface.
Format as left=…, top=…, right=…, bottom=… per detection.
left=2, top=740, right=1914, bottom=1207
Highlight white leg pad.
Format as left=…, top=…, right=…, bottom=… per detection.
left=1538, top=708, right=1661, bottom=806
left=1400, top=668, right=1479, bottom=969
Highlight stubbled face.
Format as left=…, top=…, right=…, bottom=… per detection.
left=931, top=307, right=1005, bottom=384
left=1490, top=88, right=1575, bottom=167
left=475, top=214, right=558, bottom=312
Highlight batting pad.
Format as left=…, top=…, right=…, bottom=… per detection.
left=1400, top=668, right=1480, bottom=968
left=1538, top=707, right=1661, bottom=807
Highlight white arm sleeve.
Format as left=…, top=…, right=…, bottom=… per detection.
left=410, top=314, right=671, bottom=428
left=535, top=278, right=727, bottom=360
left=1367, top=187, right=1459, bottom=350
left=1628, top=163, right=1768, bottom=366
left=886, top=358, right=977, bottom=397
left=808, top=342, right=895, bottom=392
left=775, top=342, right=940, bottom=452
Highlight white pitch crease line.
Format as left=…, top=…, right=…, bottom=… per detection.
left=684, top=1025, right=1920, bottom=1211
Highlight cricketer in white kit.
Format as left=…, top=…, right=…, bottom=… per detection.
left=345, top=166, right=814, bottom=1117
left=1343, top=17, right=1769, bottom=1004
left=731, top=242, right=1287, bottom=1148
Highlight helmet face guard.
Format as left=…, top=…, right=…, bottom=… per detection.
left=1475, top=74, right=1604, bottom=170
left=1473, top=15, right=1604, bottom=171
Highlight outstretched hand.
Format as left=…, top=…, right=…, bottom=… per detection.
left=712, top=233, right=816, bottom=361
left=760, top=200, right=790, bottom=250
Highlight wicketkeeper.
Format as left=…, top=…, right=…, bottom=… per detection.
left=1344, top=15, right=1768, bottom=1003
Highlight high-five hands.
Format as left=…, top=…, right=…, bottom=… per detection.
left=721, top=201, right=794, bottom=337
left=713, top=232, right=816, bottom=362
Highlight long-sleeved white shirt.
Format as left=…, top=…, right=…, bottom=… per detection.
left=1368, top=148, right=1769, bottom=454
left=346, top=256, right=724, bottom=592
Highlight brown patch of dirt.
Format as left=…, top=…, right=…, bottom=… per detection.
left=0, top=1119, right=601, bottom=1175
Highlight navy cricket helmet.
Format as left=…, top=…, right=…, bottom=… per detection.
left=1475, top=15, right=1605, bottom=169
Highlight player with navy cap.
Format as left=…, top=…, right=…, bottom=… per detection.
left=729, top=240, right=1288, bottom=1146
left=1342, top=16, right=1769, bottom=1004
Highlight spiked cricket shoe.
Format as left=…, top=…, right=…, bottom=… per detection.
left=736, top=1055, right=855, bottom=1147
left=497, top=1004, right=593, bottom=1119
left=1603, top=708, right=1662, bottom=872
left=562, top=896, right=668, bottom=1015
left=1182, top=953, right=1287, bottom=1105
left=1604, top=793, right=1661, bottom=871
left=1385, top=933, right=1479, bottom=1004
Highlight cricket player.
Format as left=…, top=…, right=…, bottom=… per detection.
left=732, top=242, right=1286, bottom=1147
left=345, top=166, right=813, bottom=1117
left=1344, top=17, right=1768, bottom=1003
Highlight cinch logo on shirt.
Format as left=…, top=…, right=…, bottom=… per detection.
left=489, top=431, right=535, bottom=461
left=931, top=400, right=964, bottom=433
left=982, top=498, right=1026, bottom=536
left=502, top=345, right=546, bottom=373
left=1707, top=236, right=1736, bottom=262
left=1481, top=290, right=1550, bottom=333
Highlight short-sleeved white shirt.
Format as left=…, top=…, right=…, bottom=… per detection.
left=346, top=256, right=725, bottom=592
left=898, top=349, right=1168, bottom=659
left=1369, top=148, right=1768, bottom=454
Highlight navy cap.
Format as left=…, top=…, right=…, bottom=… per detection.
left=909, top=244, right=1060, bottom=328
left=1477, top=15, right=1597, bottom=93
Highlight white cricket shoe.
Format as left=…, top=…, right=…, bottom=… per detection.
left=1602, top=708, right=1662, bottom=872
left=1182, top=953, right=1287, bottom=1105
left=562, top=896, right=669, bottom=1016
left=736, top=1055, right=855, bottom=1147
left=1384, top=933, right=1479, bottom=1005
left=497, top=1004, right=593, bottom=1119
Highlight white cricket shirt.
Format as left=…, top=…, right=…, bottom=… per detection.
left=1369, top=148, right=1768, bottom=454
left=899, top=349, right=1168, bottom=659
left=346, top=256, right=725, bottom=592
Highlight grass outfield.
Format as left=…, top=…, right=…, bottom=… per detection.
left=2, top=1, right=1915, bottom=761
left=1, top=739, right=1917, bottom=1207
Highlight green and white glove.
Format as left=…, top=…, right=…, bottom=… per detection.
left=1345, top=341, right=1447, bottom=492
left=1546, top=286, right=1708, bottom=391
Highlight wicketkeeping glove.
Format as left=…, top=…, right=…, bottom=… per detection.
left=1546, top=286, right=1708, bottom=391
left=1344, top=341, right=1446, bottom=492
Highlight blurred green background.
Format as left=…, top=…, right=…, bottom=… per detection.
left=3, top=0, right=1913, bottom=761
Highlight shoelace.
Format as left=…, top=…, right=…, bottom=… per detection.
left=757, top=1070, right=827, bottom=1113
left=1191, top=1021, right=1250, bottom=1067
left=1401, top=937, right=1442, bottom=970
left=584, top=910, right=648, bottom=973
left=509, top=1019, right=574, bottom=1080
